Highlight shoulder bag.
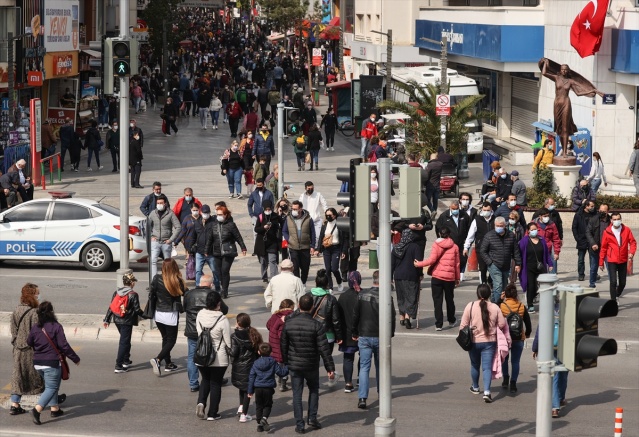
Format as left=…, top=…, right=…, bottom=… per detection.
left=41, top=327, right=71, bottom=380
left=312, top=295, right=328, bottom=321
left=141, top=289, right=157, bottom=319
left=322, top=225, right=336, bottom=248
left=11, top=308, right=34, bottom=346
left=456, top=302, right=474, bottom=351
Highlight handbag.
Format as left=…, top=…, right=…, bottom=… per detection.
left=305, top=152, right=311, bottom=164
left=141, top=290, right=156, bottom=319
left=41, top=328, right=71, bottom=380
left=531, top=240, right=544, bottom=272
left=456, top=302, right=474, bottom=351
left=322, top=225, right=336, bottom=248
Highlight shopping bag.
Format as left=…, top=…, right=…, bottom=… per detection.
left=186, top=254, right=196, bottom=280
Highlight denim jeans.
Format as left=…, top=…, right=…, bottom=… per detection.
left=552, top=365, right=568, bottom=409
left=343, top=352, right=357, bottom=384
left=210, top=110, right=220, bottom=126
left=195, top=253, right=221, bottom=289
left=590, top=178, right=602, bottom=193
left=290, top=368, right=320, bottom=430
left=488, top=264, right=511, bottom=303
left=310, top=149, right=319, bottom=165
left=502, top=340, right=524, bottom=382
left=360, top=137, right=369, bottom=158
left=258, top=252, right=279, bottom=281
left=87, top=147, right=101, bottom=168
left=425, top=182, right=440, bottom=212
left=187, top=337, right=199, bottom=389
left=151, top=241, right=172, bottom=278
left=296, top=152, right=306, bottom=168
left=133, top=97, right=142, bottom=112
left=226, top=167, right=243, bottom=195
left=199, top=109, right=208, bottom=127
left=577, top=248, right=588, bottom=277
left=358, top=337, right=379, bottom=400
left=115, top=323, right=132, bottom=367
left=322, top=245, right=342, bottom=289
left=36, top=367, right=61, bottom=408
left=588, top=250, right=599, bottom=287
left=469, top=341, right=496, bottom=394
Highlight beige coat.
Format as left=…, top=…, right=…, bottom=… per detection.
left=196, top=309, right=231, bottom=367
left=11, top=304, right=44, bottom=396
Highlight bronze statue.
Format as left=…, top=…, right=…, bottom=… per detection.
left=539, top=58, right=604, bottom=165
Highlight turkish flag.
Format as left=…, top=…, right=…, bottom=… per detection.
left=570, top=0, right=610, bottom=58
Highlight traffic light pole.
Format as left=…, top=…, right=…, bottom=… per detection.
left=375, top=157, right=396, bottom=437
left=536, top=273, right=558, bottom=437
left=116, top=0, right=132, bottom=287
left=277, top=103, right=284, bottom=199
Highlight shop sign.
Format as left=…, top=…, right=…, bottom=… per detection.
left=30, top=99, right=42, bottom=153
left=53, top=54, right=73, bottom=76
left=602, top=94, right=616, bottom=105
left=47, top=108, right=75, bottom=134
left=44, top=0, right=80, bottom=52
left=2, top=98, right=8, bottom=111
left=0, top=62, right=10, bottom=87
left=312, top=48, right=322, bottom=67
left=27, top=71, right=44, bottom=86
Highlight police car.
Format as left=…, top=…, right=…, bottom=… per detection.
left=0, top=195, right=147, bottom=272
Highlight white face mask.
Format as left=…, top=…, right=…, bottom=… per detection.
left=612, top=220, right=622, bottom=228
left=508, top=219, right=516, bottom=225
left=202, top=213, right=211, bottom=220
left=157, top=204, right=166, bottom=212
left=291, top=210, right=299, bottom=218
left=130, top=123, right=135, bottom=128
left=548, top=204, right=556, bottom=211
left=542, top=216, right=550, bottom=224
left=216, top=215, right=225, bottom=222
left=185, top=196, right=193, bottom=202
left=112, top=125, right=118, bottom=131
left=509, top=200, right=516, bottom=208
left=264, top=210, right=272, bottom=216
left=192, top=211, right=199, bottom=217
left=461, top=200, right=469, bottom=207
left=480, top=210, right=491, bottom=218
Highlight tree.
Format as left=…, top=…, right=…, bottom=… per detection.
left=378, top=80, right=494, bottom=158
left=141, top=0, right=185, bottom=66
left=263, top=0, right=309, bottom=35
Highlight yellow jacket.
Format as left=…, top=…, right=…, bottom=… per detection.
left=533, top=148, right=554, bottom=169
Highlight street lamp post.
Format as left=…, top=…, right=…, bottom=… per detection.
left=371, top=29, right=392, bottom=102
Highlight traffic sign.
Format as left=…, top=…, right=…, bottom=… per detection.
left=436, top=94, right=451, bottom=116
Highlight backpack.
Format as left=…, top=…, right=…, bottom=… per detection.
left=504, top=302, right=523, bottom=339
left=109, top=292, right=130, bottom=318
left=368, top=146, right=379, bottom=163
left=194, top=316, right=224, bottom=367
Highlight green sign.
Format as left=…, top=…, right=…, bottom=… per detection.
left=114, top=60, right=130, bottom=76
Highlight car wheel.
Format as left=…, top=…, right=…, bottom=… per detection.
left=81, top=242, right=113, bottom=272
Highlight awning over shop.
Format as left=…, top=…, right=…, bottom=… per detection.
left=532, top=121, right=555, bottom=134
left=320, top=17, right=341, bottom=40
left=81, top=49, right=101, bottom=58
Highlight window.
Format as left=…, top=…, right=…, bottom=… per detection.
left=51, top=203, right=92, bottom=220
left=92, top=203, right=120, bottom=217
left=4, top=202, right=50, bottom=222
left=0, top=8, right=17, bottom=63
left=356, top=14, right=364, bottom=35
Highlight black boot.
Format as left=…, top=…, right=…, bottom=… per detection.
left=510, top=381, right=517, bottom=393
left=502, top=376, right=510, bottom=389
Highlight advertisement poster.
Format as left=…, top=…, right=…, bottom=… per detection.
left=569, top=128, right=592, bottom=177
left=30, top=99, right=42, bottom=153
left=47, top=108, right=75, bottom=138
left=0, top=62, right=10, bottom=88
left=44, top=0, right=80, bottom=52
left=53, top=54, right=73, bottom=76
left=81, top=81, right=96, bottom=97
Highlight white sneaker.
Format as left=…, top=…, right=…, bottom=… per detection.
left=239, top=414, right=252, bottom=423
left=338, top=283, right=344, bottom=292
left=237, top=406, right=243, bottom=416
left=86, top=167, right=92, bottom=172
left=98, top=166, right=104, bottom=170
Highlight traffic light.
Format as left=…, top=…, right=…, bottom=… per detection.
left=336, top=158, right=370, bottom=245
left=398, top=166, right=422, bottom=219
left=112, top=39, right=131, bottom=77
left=558, top=289, right=618, bottom=372
left=88, top=37, right=113, bottom=94
left=286, top=108, right=300, bottom=136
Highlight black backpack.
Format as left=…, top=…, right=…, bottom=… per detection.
left=504, top=302, right=523, bottom=339
left=194, top=316, right=224, bottom=367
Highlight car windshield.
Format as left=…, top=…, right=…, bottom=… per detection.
left=92, top=203, right=121, bottom=216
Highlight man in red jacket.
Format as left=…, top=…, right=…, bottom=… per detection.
left=599, top=212, right=636, bottom=302
left=172, top=187, right=203, bottom=223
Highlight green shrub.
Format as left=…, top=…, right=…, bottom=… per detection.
left=526, top=188, right=569, bottom=209
left=533, top=167, right=554, bottom=194
left=595, top=194, right=639, bottom=210
left=526, top=190, right=639, bottom=210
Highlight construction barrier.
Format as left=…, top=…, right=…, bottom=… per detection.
left=614, top=407, right=623, bottom=437
left=467, top=247, right=478, bottom=272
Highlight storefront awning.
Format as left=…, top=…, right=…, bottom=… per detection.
left=532, top=121, right=555, bottom=134
left=81, top=49, right=101, bottom=58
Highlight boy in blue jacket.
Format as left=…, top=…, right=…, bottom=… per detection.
left=248, top=343, right=289, bottom=432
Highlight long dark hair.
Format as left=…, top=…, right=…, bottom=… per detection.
left=236, top=313, right=263, bottom=351
left=476, top=284, right=492, bottom=333
left=37, top=301, right=57, bottom=327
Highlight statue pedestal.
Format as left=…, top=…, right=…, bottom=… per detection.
left=548, top=164, right=582, bottom=202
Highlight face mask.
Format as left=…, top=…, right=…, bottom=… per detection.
left=264, top=210, right=272, bottom=216
left=112, top=125, right=118, bottom=131
left=306, top=189, right=314, bottom=195
left=185, top=196, right=192, bottom=202
left=493, top=171, right=498, bottom=177
left=370, top=117, right=375, bottom=122
left=495, top=227, right=505, bottom=234
left=529, top=229, right=538, bottom=238
left=542, top=216, right=550, bottom=224
left=509, top=200, right=516, bottom=208
left=154, top=192, right=161, bottom=197
left=508, top=219, right=516, bottom=225
left=480, top=210, right=491, bottom=218
left=216, top=215, right=225, bottom=222
left=450, top=209, right=459, bottom=216
left=599, top=211, right=607, bottom=219
left=461, top=200, right=469, bottom=207
left=202, top=213, right=211, bottom=220
left=231, top=146, right=238, bottom=152
left=326, top=216, right=335, bottom=222
left=192, top=211, right=199, bottom=217
left=613, top=220, right=622, bottom=228
left=371, top=173, right=377, bottom=180
left=130, top=123, right=135, bottom=128
left=582, top=185, right=589, bottom=192
left=547, top=145, right=553, bottom=150
left=291, top=210, right=299, bottom=218
left=157, top=204, right=166, bottom=212
left=548, top=205, right=556, bottom=211
left=500, top=174, right=507, bottom=179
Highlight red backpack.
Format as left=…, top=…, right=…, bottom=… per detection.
left=368, top=146, right=379, bottom=163
left=109, top=292, right=130, bottom=317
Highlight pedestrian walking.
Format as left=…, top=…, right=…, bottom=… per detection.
left=27, top=301, right=81, bottom=425
left=415, top=226, right=460, bottom=331
left=518, top=222, right=554, bottom=313
left=248, top=343, right=289, bottom=432
left=149, top=258, right=186, bottom=376
left=293, top=133, right=308, bottom=171
left=423, top=153, right=443, bottom=213
left=571, top=180, right=596, bottom=211
left=628, top=139, right=639, bottom=195
left=253, top=124, right=275, bottom=170
left=391, top=229, right=424, bottom=329
left=337, top=271, right=362, bottom=394
left=163, top=97, right=179, bottom=136
left=197, top=87, right=212, bottom=129
left=599, top=212, right=636, bottom=303
left=316, top=208, right=348, bottom=290
left=254, top=200, right=280, bottom=283
left=195, top=291, right=231, bottom=421
left=264, top=259, right=305, bottom=313
left=282, top=200, right=317, bottom=286
left=129, top=124, right=143, bottom=188
left=299, top=181, right=328, bottom=239
left=435, top=200, right=471, bottom=278
left=227, top=98, right=244, bottom=138
left=103, top=273, right=143, bottom=373
left=231, top=313, right=263, bottom=423
left=172, top=187, right=203, bottom=224
left=464, top=203, right=496, bottom=285
left=460, top=284, right=510, bottom=403
left=320, top=108, right=337, bottom=151
left=148, top=194, right=181, bottom=278
left=221, top=140, right=246, bottom=198
left=479, top=216, right=522, bottom=303
left=359, top=114, right=378, bottom=159
left=247, top=178, right=275, bottom=243
left=572, top=200, right=597, bottom=282
left=204, top=204, right=247, bottom=298
left=106, top=122, right=120, bottom=173
left=84, top=120, right=103, bottom=171
left=585, top=203, right=610, bottom=288
left=266, top=299, right=295, bottom=392
left=209, top=93, right=223, bottom=129
left=58, top=118, right=74, bottom=172
left=587, top=152, right=607, bottom=193
left=306, top=123, right=323, bottom=171
left=309, top=269, right=343, bottom=356
left=10, top=283, right=44, bottom=416
left=281, top=293, right=336, bottom=434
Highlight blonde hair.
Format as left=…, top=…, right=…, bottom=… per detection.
left=161, top=259, right=185, bottom=297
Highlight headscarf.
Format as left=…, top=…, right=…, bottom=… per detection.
left=348, top=271, right=362, bottom=292
left=392, top=228, right=416, bottom=259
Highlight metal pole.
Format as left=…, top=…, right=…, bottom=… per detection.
left=375, top=157, right=395, bottom=437
left=277, top=102, right=284, bottom=199
left=163, top=20, right=170, bottom=98
left=440, top=36, right=447, bottom=152
left=7, top=33, right=14, bottom=126
left=339, top=11, right=345, bottom=80
left=385, top=29, right=392, bottom=102
left=536, top=273, right=559, bottom=437
left=117, top=0, right=131, bottom=286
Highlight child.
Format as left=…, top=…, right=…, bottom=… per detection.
left=265, top=299, right=295, bottom=391
left=102, top=273, right=143, bottom=373
left=231, top=313, right=263, bottom=423
left=248, top=343, right=289, bottom=432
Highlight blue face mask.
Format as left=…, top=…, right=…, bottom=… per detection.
left=548, top=205, right=556, bottom=211
left=495, top=227, right=505, bottom=234
left=529, top=229, right=538, bottom=237
left=450, top=209, right=459, bottom=216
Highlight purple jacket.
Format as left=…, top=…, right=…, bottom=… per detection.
left=518, top=235, right=553, bottom=293
left=27, top=322, right=80, bottom=367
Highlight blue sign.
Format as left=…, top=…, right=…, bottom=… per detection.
left=611, top=29, right=639, bottom=74
left=1, top=241, right=83, bottom=257
left=1, top=98, right=8, bottom=111
left=415, top=20, right=544, bottom=63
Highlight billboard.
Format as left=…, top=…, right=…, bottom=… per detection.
left=44, top=0, right=80, bottom=52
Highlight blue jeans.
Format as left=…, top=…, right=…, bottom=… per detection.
left=187, top=337, right=199, bottom=389
left=115, top=323, right=132, bottom=366
left=210, top=110, right=220, bottom=125
left=310, top=149, right=319, bottom=165
left=360, top=137, right=369, bottom=158
left=258, top=252, right=279, bottom=281
left=226, top=167, right=243, bottom=195
left=195, top=253, right=221, bottom=289
left=358, top=337, right=379, bottom=400
left=133, top=96, right=141, bottom=112
left=290, top=368, right=320, bottom=430
left=577, top=248, right=590, bottom=277
left=425, top=182, right=440, bottom=212
left=36, top=367, right=62, bottom=408
left=590, top=178, right=602, bottom=193
left=469, top=341, right=496, bottom=394
left=588, top=250, right=599, bottom=287
left=502, top=340, right=524, bottom=382
left=151, top=241, right=172, bottom=278
left=552, top=363, right=568, bottom=409
left=488, top=264, right=510, bottom=303
left=87, top=147, right=100, bottom=168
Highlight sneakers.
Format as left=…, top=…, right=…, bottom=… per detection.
left=150, top=358, right=161, bottom=376
left=344, top=383, right=355, bottom=393
left=31, top=408, right=41, bottom=425
left=190, top=386, right=200, bottom=392
left=528, top=306, right=536, bottom=314
left=50, top=409, right=64, bottom=418
left=337, top=283, right=344, bottom=292
left=358, top=398, right=367, bottom=409
left=260, top=418, right=271, bottom=431
left=239, top=414, right=252, bottom=422
left=9, top=405, right=26, bottom=415
left=469, top=386, right=480, bottom=395
left=578, top=275, right=585, bottom=281
left=229, top=194, right=234, bottom=198
left=207, top=415, right=222, bottom=421
left=279, top=380, right=288, bottom=392
left=165, top=363, right=179, bottom=372
left=114, top=365, right=129, bottom=373
left=122, top=359, right=132, bottom=369
left=435, top=327, right=443, bottom=331
left=98, top=166, right=104, bottom=170
left=87, top=167, right=93, bottom=172
left=196, top=403, right=205, bottom=419
left=552, top=408, right=560, bottom=418
left=449, top=320, right=457, bottom=328
left=483, top=393, right=493, bottom=403
left=237, top=405, right=244, bottom=416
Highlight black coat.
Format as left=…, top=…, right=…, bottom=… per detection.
left=84, top=127, right=101, bottom=150
left=337, top=288, right=359, bottom=349
left=352, top=286, right=396, bottom=338
left=205, top=218, right=247, bottom=257
left=307, top=130, right=322, bottom=151
left=586, top=214, right=611, bottom=251
left=311, top=292, right=343, bottom=342
left=391, top=242, right=424, bottom=282
left=280, top=312, right=335, bottom=372
left=194, top=218, right=214, bottom=255
left=435, top=210, right=471, bottom=249
left=572, top=209, right=596, bottom=250
left=479, top=229, right=522, bottom=270
left=149, top=274, right=184, bottom=312
left=230, top=329, right=258, bottom=390
left=254, top=212, right=280, bottom=256
left=183, top=287, right=229, bottom=339
left=129, top=138, right=143, bottom=164
left=320, top=114, right=337, bottom=132
left=103, top=289, right=142, bottom=326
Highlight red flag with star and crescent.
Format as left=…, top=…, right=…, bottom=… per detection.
left=570, top=0, right=610, bottom=58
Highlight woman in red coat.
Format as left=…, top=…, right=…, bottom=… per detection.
left=265, top=299, right=294, bottom=391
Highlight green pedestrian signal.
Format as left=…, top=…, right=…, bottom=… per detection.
left=111, top=40, right=131, bottom=78
left=114, top=60, right=130, bottom=76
